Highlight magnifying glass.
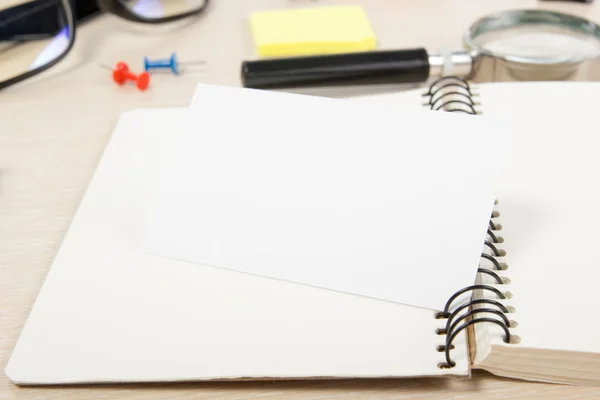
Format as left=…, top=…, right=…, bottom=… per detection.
left=241, top=9, right=600, bottom=88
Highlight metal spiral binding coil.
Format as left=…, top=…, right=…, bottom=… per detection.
left=422, top=76, right=480, bottom=115
left=434, top=206, right=515, bottom=368
left=425, top=77, right=517, bottom=369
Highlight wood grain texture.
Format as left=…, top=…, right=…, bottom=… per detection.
left=2, top=1, right=600, bottom=399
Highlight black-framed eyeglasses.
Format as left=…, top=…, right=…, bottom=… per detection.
left=0, top=0, right=210, bottom=91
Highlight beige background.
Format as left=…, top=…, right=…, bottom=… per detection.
left=2, top=0, right=600, bottom=399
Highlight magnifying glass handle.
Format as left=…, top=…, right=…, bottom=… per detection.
left=242, top=49, right=434, bottom=89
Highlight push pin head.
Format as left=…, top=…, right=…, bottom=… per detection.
left=112, top=62, right=130, bottom=85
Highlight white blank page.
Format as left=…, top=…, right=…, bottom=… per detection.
left=351, top=81, right=600, bottom=357
left=5, top=109, right=469, bottom=384
left=144, top=85, right=501, bottom=311
left=471, top=83, right=600, bottom=357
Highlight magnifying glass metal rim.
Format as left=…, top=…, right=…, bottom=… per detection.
left=464, top=9, right=600, bottom=66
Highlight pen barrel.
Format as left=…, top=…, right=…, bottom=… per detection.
left=241, top=48, right=430, bottom=88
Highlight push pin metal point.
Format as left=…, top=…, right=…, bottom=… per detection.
left=143, top=52, right=205, bottom=75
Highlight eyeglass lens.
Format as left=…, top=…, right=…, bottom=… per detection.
left=0, top=0, right=72, bottom=84
left=117, top=0, right=208, bottom=19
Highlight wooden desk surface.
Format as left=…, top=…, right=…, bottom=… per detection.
left=2, top=1, right=600, bottom=398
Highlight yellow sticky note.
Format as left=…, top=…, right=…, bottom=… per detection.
left=249, top=6, right=377, bottom=58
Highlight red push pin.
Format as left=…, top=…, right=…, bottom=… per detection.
left=111, top=62, right=150, bottom=91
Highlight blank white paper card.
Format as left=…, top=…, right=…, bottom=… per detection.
left=144, top=86, right=501, bottom=311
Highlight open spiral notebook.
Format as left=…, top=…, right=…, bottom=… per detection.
left=6, top=80, right=600, bottom=386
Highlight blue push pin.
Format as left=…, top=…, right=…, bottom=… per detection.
left=144, top=52, right=179, bottom=75
left=143, top=52, right=205, bottom=75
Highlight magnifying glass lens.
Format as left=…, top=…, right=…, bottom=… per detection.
left=468, top=11, right=600, bottom=64
left=473, top=25, right=600, bottom=62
